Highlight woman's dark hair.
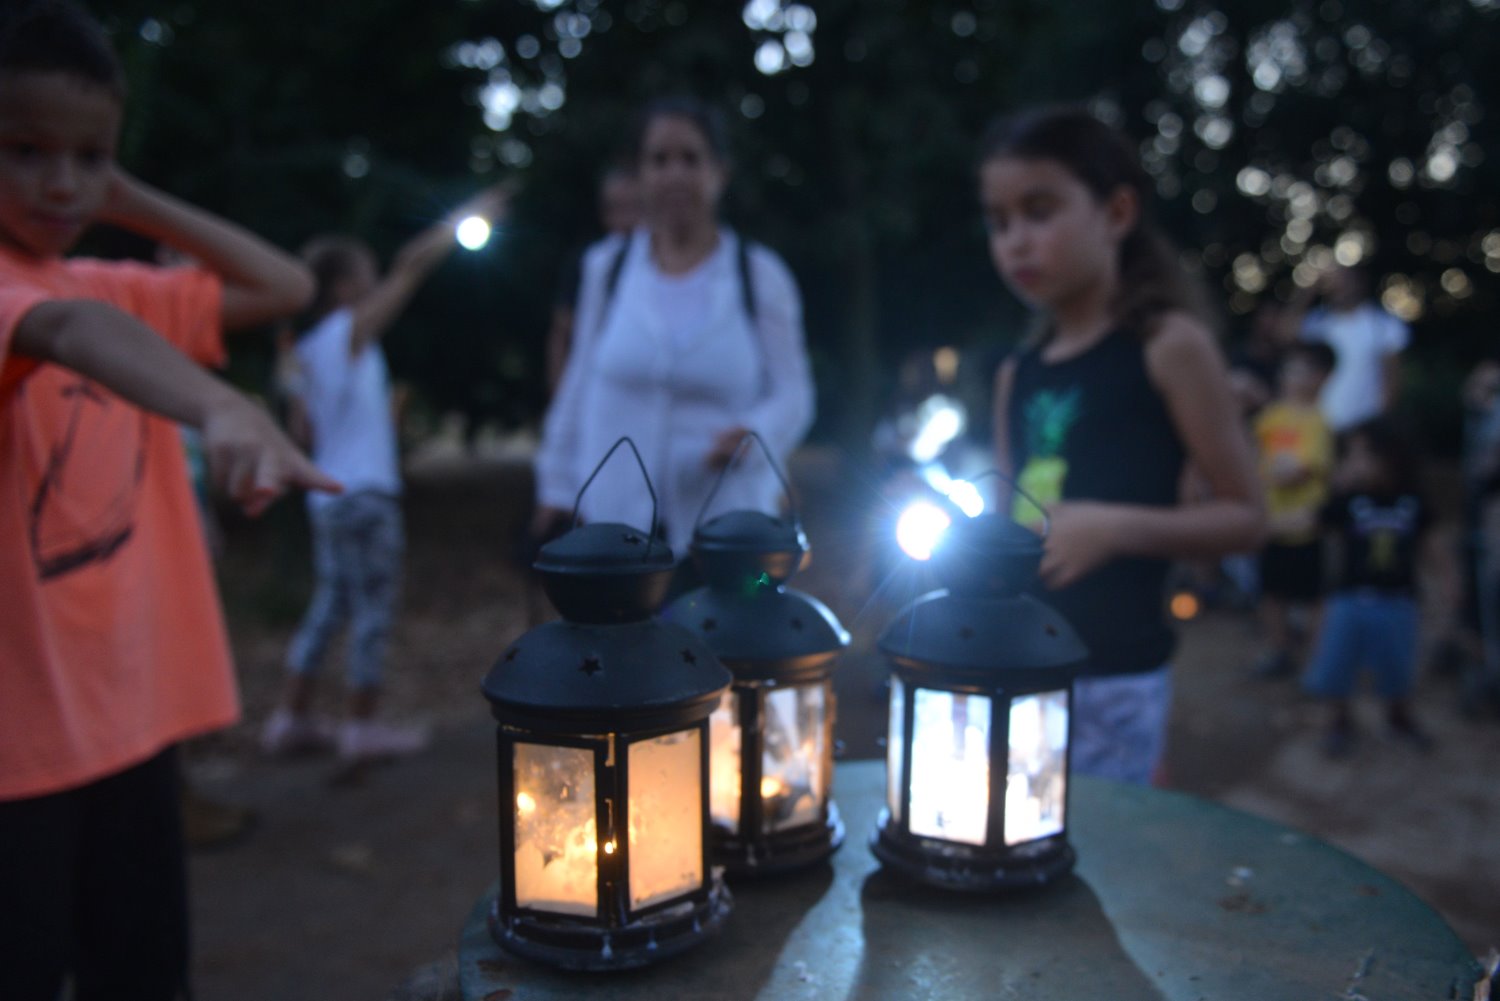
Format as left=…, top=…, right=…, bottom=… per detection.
left=0, top=0, right=125, bottom=100
left=299, top=234, right=376, bottom=327
left=627, top=96, right=731, bottom=164
left=978, top=105, right=1215, bottom=337
left=1340, top=415, right=1423, bottom=496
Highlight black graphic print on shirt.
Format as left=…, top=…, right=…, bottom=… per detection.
left=27, top=376, right=147, bottom=580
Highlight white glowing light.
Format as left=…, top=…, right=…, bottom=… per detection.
left=907, top=395, right=966, bottom=464
left=755, top=39, right=788, bottom=75
left=896, top=501, right=952, bottom=562
left=944, top=479, right=985, bottom=519
left=456, top=215, right=492, bottom=250
left=909, top=406, right=963, bottom=464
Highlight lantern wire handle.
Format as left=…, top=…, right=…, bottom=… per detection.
left=693, top=429, right=802, bottom=534
left=572, top=435, right=661, bottom=557
left=971, top=469, right=1052, bottom=540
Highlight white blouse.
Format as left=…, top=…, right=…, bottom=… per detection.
left=534, top=227, right=816, bottom=554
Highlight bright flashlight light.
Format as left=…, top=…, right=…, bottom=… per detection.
left=908, top=398, right=966, bottom=464
left=896, top=500, right=952, bottom=561
left=455, top=215, right=492, bottom=251
left=945, top=478, right=985, bottom=518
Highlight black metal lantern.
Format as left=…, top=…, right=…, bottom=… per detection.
left=661, top=433, right=849, bottom=875
left=481, top=439, right=733, bottom=970
left=872, top=508, right=1088, bottom=892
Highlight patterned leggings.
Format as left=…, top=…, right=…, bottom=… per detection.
left=287, top=492, right=404, bottom=690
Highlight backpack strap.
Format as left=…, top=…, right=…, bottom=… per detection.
left=601, top=237, right=631, bottom=316
left=737, top=235, right=758, bottom=323
left=597, top=231, right=759, bottom=332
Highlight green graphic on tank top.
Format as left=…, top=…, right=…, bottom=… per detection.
left=1014, top=388, right=1082, bottom=529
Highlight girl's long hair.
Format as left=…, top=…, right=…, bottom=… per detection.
left=298, top=235, right=375, bottom=330
left=978, top=106, right=1216, bottom=339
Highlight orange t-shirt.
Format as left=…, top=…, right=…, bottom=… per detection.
left=0, top=246, right=240, bottom=801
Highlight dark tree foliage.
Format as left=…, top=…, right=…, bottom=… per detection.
left=93, top=0, right=1500, bottom=451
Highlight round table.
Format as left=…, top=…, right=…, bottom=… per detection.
left=457, top=760, right=1480, bottom=1000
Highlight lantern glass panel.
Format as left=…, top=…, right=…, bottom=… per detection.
left=708, top=692, right=742, bottom=834
left=908, top=688, right=991, bottom=846
left=886, top=677, right=905, bottom=823
left=761, top=684, right=824, bottom=833
left=513, top=742, right=598, bottom=917
left=627, top=729, right=704, bottom=910
left=1004, top=689, right=1070, bottom=846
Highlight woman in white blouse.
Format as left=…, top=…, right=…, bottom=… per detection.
left=532, top=97, right=816, bottom=554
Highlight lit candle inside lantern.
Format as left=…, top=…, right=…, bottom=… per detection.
left=907, top=688, right=992, bottom=845
left=627, top=729, right=704, bottom=910
left=759, top=686, right=824, bottom=833
left=512, top=742, right=599, bottom=917
left=1004, top=690, right=1069, bottom=846
left=708, top=694, right=742, bottom=833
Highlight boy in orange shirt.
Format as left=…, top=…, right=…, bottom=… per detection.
left=0, top=3, right=337, bottom=997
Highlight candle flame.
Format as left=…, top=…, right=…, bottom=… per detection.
left=515, top=791, right=536, bottom=815
left=760, top=776, right=786, bottom=799
left=603, top=840, right=617, bottom=855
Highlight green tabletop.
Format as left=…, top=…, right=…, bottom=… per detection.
left=457, top=760, right=1480, bottom=1000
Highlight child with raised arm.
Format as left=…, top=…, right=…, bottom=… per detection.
left=262, top=184, right=510, bottom=762
left=0, top=3, right=337, bottom=998
left=985, top=107, right=1265, bottom=785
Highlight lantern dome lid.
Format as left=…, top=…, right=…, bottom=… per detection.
left=533, top=522, right=675, bottom=623
left=483, top=619, right=731, bottom=733
left=535, top=521, right=673, bottom=571
left=878, top=590, right=1087, bottom=688
left=662, top=585, right=849, bottom=680
left=691, top=509, right=808, bottom=587
left=932, top=513, right=1044, bottom=596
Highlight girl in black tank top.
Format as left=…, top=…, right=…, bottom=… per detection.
left=978, top=108, right=1264, bottom=783
left=1007, top=327, right=1186, bottom=675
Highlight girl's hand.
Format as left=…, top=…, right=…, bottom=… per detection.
left=707, top=427, right=751, bottom=470
left=200, top=393, right=341, bottom=517
left=462, top=181, right=516, bottom=224
left=441, top=181, right=517, bottom=238
left=1039, top=501, right=1124, bottom=589
left=528, top=505, right=571, bottom=540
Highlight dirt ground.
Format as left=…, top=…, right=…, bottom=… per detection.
left=185, top=442, right=1500, bottom=1001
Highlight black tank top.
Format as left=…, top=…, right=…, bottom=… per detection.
left=1007, top=328, right=1186, bottom=676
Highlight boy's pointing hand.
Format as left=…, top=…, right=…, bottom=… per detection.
left=200, top=392, right=341, bottom=517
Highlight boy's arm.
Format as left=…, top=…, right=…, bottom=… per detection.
left=348, top=184, right=512, bottom=356
left=13, top=300, right=339, bottom=515
left=96, top=171, right=313, bottom=332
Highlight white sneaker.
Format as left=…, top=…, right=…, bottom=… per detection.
left=260, top=708, right=337, bottom=756
left=338, top=719, right=430, bottom=763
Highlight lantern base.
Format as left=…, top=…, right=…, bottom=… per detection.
left=488, top=877, right=733, bottom=971
left=714, top=799, right=846, bottom=877
left=870, top=810, right=1075, bottom=893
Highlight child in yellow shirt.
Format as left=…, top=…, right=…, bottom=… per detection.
left=1252, top=341, right=1337, bottom=677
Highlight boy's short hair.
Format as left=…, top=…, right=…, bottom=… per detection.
left=1288, top=341, right=1337, bottom=376
left=0, top=0, right=125, bottom=99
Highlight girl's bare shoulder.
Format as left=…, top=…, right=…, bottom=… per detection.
left=1143, top=310, right=1224, bottom=378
